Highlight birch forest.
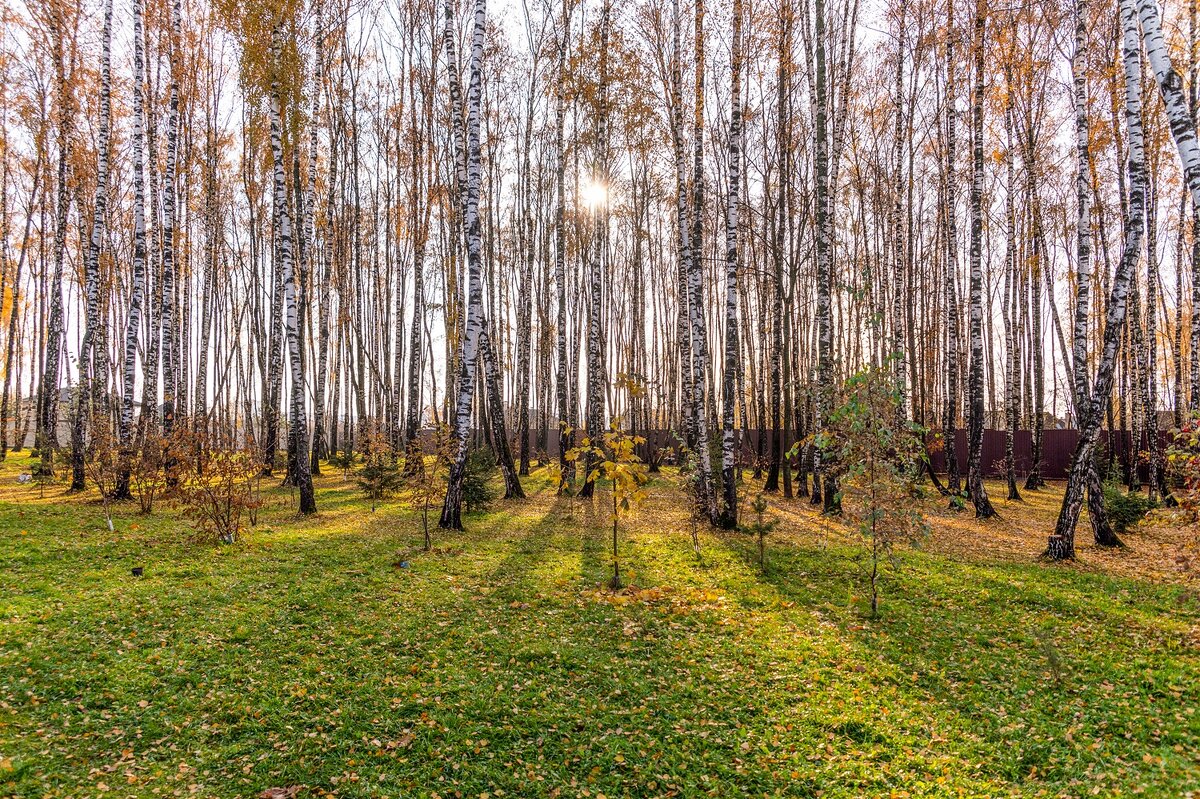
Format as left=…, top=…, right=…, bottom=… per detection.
left=4, top=0, right=1200, bottom=794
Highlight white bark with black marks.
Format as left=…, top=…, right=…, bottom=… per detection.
left=440, top=0, right=488, bottom=530
left=270, top=26, right=316, bottom=514
left=1049, top=0, right=1145, bottom=558
left=719, top=0, right=743, bottom=528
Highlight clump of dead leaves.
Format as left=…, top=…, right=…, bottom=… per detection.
left=259, top=787, right=301, bottom=799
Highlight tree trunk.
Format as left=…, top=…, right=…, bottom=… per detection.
left=116, top=0, right=149, bottom=499
left=967, top=0, right=997, bottom=518
left=36, top=19, right=71, bottom=477
left=719, top=0, right=743, bottom=528
left=440, top=0, right=488, bottom=530
left=70, top=0, right=114, bottom=492
left=1049, top=0, right=1146, bottom=558
left=942, top=0, right=961, bottom=496
left=1068, top=0, right=1115, bottom=544
left=269, top=26, right=316, bottom=514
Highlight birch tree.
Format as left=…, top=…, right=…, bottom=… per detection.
left=966, top=0, right=996, bottom=519
left=1048, top=0, right=1146, bottom=559
left=719, top=0, right=744, bottom=528
left=440, top=0, right=488, bottom=530
left=69, top=0, right=114, bottom=492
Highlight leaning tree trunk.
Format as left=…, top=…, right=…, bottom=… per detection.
left=1134, top=0, right=1200, bottom=409
left=440, top=0, right=488, bottom=530
left=1048, top=0, right=1146, bottom=559
left=966, top=0, right=997, bottom=518
left=719, top=0, right=743, bottom=528
left=1068, top=0, right=1116, bottom=545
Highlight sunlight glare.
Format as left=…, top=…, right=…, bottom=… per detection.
left=581, top=179, right=608, bottom=210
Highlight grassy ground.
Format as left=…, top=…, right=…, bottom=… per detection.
left=1, top=452, right=1198, bottom=798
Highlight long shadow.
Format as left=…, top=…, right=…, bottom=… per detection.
left=704, top=523, right=1200, bottom=792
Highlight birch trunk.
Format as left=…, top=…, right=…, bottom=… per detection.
left=161, top=0, right=181, bottom=444
left=440, top=0, right=488, bottom=529
left=1068, top=0, right=1116, bottom=543
left=1002, top=99, right=1021, bottom=502
left=580, top=0, right=610, bottom=500
left=36, top=20, right=70, bottom=476
left=1049, top=0, right=1145, bottom=558
left=269, top=26, right=316, bottom=514
left=719, top=0, right=743, bottom=527
left=942, top=0, right=961, bottom=495
left=814, top=0, right=837, bottom=514
left=0, top=159, right=39, bottom=460
left=966, top=0, right=997, bottom=518
left=764, top=1, right=790, bottom=495
left=69, top=0, right=114, bottom=491
left=688, top=0, right=716, bottom=524
left=116, top=0, right=149, bottom=499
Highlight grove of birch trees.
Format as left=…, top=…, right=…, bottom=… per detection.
left=5, top=0, right=1200, bottom=557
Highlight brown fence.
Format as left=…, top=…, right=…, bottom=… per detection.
left=520, top=427, right=1167, bottom=481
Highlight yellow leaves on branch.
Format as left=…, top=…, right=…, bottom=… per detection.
left=568, top=418, right=649, bottom=515
left=212, top=0, right=306, bottom=103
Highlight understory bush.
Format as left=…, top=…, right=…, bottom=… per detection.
left=463, top=448, right=497, bottom=512
left=1167, top=416, right=1200, bottom=516
left=1101, top=480, right=1157, bottom=534
left=175, top=440, right=262, bottom=544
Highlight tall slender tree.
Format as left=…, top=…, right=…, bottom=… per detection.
left=719, top=0, right=744, bottom=528
left=440, top=0, right=488, bottom=530
left=966, top=0, right=996, bottom=518
left=1049, top=0, right=1146, bottom=558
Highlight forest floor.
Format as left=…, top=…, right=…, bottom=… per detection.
left=1, top=452, right=1199, bottom=799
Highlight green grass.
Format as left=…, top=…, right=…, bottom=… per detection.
left=1, top=453, right=1198, bottom=798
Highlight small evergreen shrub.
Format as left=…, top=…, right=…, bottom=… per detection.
left=1101, top=480, right=1157, bottom=534
left=328, top=449, right=358, bottom=478
left=463, top=448, right=497, bottom=512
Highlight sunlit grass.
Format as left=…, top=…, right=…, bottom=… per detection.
left=1, top=452, right=1197, bottom=798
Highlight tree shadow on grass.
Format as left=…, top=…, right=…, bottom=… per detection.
left=704, top=527, right=1200, bottom=792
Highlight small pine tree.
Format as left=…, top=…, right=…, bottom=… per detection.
left=1100, top=479, right=1157, bottom=534
left=329, top=449, right=358, bottom=479
left=743, top=493, right=778, bottom=573
left=463, top=448, right=497, bottom=512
